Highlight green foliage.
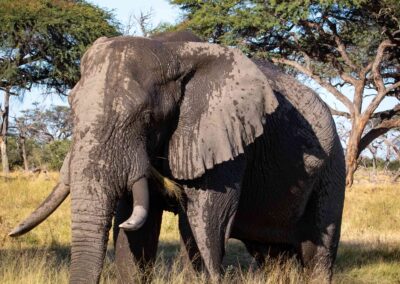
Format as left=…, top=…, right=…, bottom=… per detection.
left=150, top=22, right=179, bottom=35
left=170, top=1, right=399, bottom=71
left=0, top=0, right=121, bottom=94
left=359, top=156, right=400, bottom=171
left=6, top=136, right=71, bottom=171
left=6, top=137, right=22, bottom=170
left=42, top=139, right=71, bottom=170
left=6, top=136, right=41, bottom=170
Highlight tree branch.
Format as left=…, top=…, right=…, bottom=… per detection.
left=325, top=18, right=358, bottom=70
left=360, top=62, right=373, bottom=79
left=385, top=80, right=400, bottom=94
left=271, top=57, right=354, bottom=114
left=384, top=138, right=400, bottom=159
left=364, top=39, right=397, bottom=117
left=339, top=72, right=358, bottom=86
left=358, top=118, right=400, bottom=156
left=370, top=104, right=400, bottom=119
left=329, top=107, right=351, bottom=118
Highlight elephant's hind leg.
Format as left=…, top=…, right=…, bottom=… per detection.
left=297, top=154, right=345, bottom=281
left=113, top=185, right=163, bottom=283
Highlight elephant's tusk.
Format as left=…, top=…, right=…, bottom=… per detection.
left=119, top=177, right=149, bottom=231
left=9, top=182, right=70, bottom=237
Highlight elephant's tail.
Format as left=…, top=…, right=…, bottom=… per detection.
left=9, top=183, right=70, bottom=237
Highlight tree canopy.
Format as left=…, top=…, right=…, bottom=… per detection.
left=0, top=0, right=120, bottom=94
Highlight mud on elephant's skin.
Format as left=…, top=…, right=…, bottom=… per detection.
left=10, top=31, right=345, bottom=283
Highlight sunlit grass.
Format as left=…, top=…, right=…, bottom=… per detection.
left=0, top=170, right=399, bottom=283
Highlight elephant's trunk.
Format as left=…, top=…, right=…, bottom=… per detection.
left=66, top=139, right=115, bottom=283
left=69, top=180, right=114, bottom=284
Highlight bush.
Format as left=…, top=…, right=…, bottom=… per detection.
left=42, top=140, right=71, bottom=171
left=6, top=137, right=71, bottom=171
left=7, top=137, right=22, bottom=170
left=359, top=157, right=400, bottom=171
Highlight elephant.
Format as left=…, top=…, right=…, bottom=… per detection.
left=9, top=31, right=345, bottom=283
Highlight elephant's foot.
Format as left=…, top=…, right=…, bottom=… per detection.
left=299, top=240, right=333, bottom=282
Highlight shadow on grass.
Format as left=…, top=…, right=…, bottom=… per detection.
left=335, top=241, right=400, bottom=271
left=0, top=243, right=71, bottom=267
left=158, top=239, right=400, bottom=275
left=158, top=239, right=253, bottom=269
left=2, top=240, right=398, bottom=276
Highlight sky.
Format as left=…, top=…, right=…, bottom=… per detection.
left=89, top=0, right=181, bottom=30
left=11, top=0, right=398, bottom=118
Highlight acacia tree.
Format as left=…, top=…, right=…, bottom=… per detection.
left=0, top=0, right=120, bottom=174
left=171, top=0, right=400, bottom=186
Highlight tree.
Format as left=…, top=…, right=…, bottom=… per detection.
left=171, top=0, right=400, bottom=186
left=13, top=103, right=72, bottom=171
left=0, top=0, right=120, bottom=174
left=123, top=9, right=155, bottom=36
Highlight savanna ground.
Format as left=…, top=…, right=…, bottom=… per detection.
left=0, top=170, right=399, bottom=283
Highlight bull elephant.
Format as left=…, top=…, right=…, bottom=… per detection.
left=9, top=31, right=345, bottom=283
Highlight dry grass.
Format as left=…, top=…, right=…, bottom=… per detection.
left=0, top=171, right=399, bottom=283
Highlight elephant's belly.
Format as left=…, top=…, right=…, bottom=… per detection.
left=231, top=208, right=299, bottom=244
left=231, top=175, right=316, bottom=244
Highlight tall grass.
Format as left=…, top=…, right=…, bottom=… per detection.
left=0, top=171, right=399, bottom=283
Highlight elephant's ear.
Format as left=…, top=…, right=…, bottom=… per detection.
left=167, top=42, right=278, bottom=180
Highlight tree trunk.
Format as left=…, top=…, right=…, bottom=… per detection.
left=20, top=136, right=29, bottom=172
left=345, top=130, right=360, bottom=187
left=345, top=116, right=370, bottom=187
left=0, top=89, right=10, bottom=174
left=371, top=156, right=377, bottom=183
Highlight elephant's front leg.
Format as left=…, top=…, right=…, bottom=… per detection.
left=113, top=184, right=163, bottom=283
left=179, top=158, right=244, bottom=278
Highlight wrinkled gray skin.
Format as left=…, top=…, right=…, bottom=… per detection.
left=10, top=31, right=345, bottom=283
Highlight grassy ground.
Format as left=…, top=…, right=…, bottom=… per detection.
left=0, top=171, right=399, bottom=283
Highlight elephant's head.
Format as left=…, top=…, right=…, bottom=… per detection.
left=10, top=32, right=278, bottom=283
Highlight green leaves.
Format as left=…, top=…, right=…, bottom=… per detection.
left=170, top=0, right=399, bottom=85
left=0, top=0, right=121, bottom=95
left=171, top=0, right=399, bottom=59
